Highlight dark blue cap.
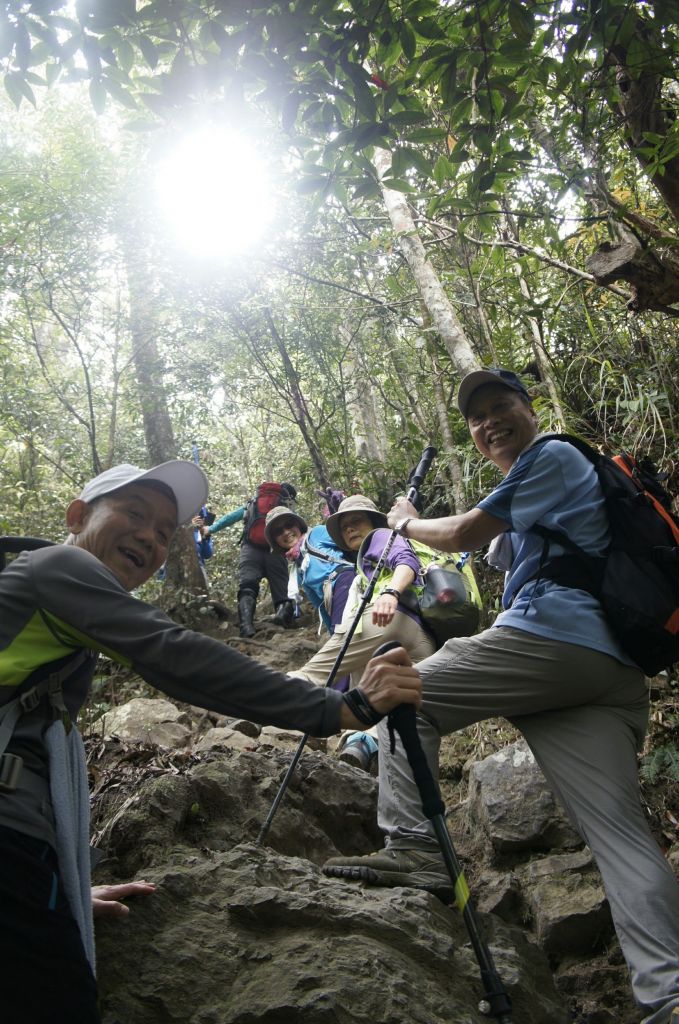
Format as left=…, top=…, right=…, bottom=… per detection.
left=457, top=368, right=530, bottom=418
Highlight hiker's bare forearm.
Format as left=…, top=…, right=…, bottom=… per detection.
left=388, top=501, right=506, bottom=552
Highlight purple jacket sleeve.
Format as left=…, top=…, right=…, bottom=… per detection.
left=360, top=528, right=421, bottom=582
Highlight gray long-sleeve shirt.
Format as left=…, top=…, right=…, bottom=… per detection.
left=0, top=544, right=343, bottom=841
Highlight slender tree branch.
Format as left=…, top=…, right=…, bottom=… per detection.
left=422, top=229, right=632, bottom=300
left=274, top=263, right=421, bottom=323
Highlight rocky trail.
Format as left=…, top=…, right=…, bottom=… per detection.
left=85, top=602, right=679, bottom=1024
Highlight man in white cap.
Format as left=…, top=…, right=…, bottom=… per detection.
left=0, top=459, right=421, bottom=1024
left=323, top=367, right=679, bottom=1024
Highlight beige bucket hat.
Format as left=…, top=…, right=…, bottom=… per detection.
left=264, top=505, right=308, bottom=550
left=325, top=494, right=388, bottom=550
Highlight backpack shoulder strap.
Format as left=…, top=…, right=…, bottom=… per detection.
left=304, top=538, right=352, bottom=567
left=530, top=432, right=601, bottom=464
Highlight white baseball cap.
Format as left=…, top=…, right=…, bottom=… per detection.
left=78, top=461, right=208, bottom=525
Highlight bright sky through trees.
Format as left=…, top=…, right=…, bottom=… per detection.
left=153, top=128, right=275, bottom=259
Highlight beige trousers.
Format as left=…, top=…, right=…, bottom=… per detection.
left=294, top=608, right=436, bottom=688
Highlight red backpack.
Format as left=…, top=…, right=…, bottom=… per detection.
left=243, top=483, right=294, bottom=548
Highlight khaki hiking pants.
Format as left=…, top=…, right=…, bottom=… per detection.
left=377, top=626, right=679, bottom=1022
left=293, top=607, right=436, bottom=689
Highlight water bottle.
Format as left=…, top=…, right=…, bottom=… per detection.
left=426, top=565, right=465, bottom=606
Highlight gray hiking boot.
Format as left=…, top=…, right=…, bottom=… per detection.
left=642, top=1005, right=679, bottom=1024
left=322, top=847, right=452, bottom=900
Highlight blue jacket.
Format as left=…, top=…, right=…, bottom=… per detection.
left=295, top=525, right=354, bottom=631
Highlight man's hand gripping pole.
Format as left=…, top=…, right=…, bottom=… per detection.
left=256, top=446, right=436, bottom=847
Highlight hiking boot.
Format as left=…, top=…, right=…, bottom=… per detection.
left=641, top=1006, right=679, bottom=1024
left=238, top=593, right=257, bottom=638
left=338, top=732, right=378, bottom=774
left=323, top=847, right=452, bottom=900
left=272, top=600, right=295, bottom=628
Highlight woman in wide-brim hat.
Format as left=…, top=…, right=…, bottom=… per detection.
left=294, top=493, right=435, bottom=738
left=292, top=493, right=436, bottom=769
left=324, top=494, right=388, bottom=550
left=264, top=506, right=309, bottom=552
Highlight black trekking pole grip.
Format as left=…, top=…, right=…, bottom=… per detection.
left=407, top=445, right=437, bottom=495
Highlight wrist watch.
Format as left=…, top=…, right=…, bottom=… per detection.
left=394, top=517, right=412, bottom=536
left=381, top=587, right=401, bottom=600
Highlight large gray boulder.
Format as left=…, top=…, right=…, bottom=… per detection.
left=88, top=685, right=645, bottom=1024
left=468, top=740, right=581, bottom=852
left=94, top=746, right=568, bottom=1024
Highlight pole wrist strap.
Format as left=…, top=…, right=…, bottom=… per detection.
left=342, top=688, right=383, bottom=727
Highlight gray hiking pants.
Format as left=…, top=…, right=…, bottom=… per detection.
left=377, top=626, right=679, bottom=1020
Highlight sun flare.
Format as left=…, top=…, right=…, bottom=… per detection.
left=154, top=128, right=275, bottom=259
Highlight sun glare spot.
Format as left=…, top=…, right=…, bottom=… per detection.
left=154, top=129, right=275, bottom=259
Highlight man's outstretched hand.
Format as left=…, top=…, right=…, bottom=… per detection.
left=91, top=881, right=156, bottom=919
left=339, top=644, right=422, bottom=730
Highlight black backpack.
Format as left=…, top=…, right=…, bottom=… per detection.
left=0, top=535, right=54, bottom=570
left=528, top=435, right=679, bottom=677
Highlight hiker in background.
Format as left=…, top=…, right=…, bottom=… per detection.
left=0, top=460, right=421, bottom=1024
left=292, top=494, right=438, bottom=769
left=264, top=496, right=354, bottom=638
left=202, top=482, right=297, bottom=637
left=156, top=509, right=216, bottom=585
left=191, top=510, right=215, bottom=567
left=323, top=368, right=679, bottom=1024
left=315, top=486, right=346, bottom=521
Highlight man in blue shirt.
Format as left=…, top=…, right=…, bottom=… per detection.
left=323, top=367, right=679, bottom=1024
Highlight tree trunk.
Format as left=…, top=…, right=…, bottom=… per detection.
left=373, top=148, right=479, bottom=377
left=340, top=326, right=387, bottom=464
left=613, top=56, right=679, bottom=227
left=500, top=214, right=567, bottom=425
left=427, top=339, right=467, bottom=513
left=586, top=241, right=679, bottom=315
left=123, top=232, right=207, bottom=598
left=386, top=343, right=429, bottom=436
left=530, top=109, right=679, bottom=312
left=26, top=313, right=103, bottom=476
left=263, top=308, right=332, bottom=488
left=339, top=323, right=389, bottom=503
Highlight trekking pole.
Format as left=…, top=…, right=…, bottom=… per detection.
left=256, top=446, right=438, bottom=847
left=191, top=442, right=209, bottom=522
left=375, top=640, right=512, bottom=1023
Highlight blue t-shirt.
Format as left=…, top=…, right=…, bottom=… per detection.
left=478, top=438, right=636, bottom=666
